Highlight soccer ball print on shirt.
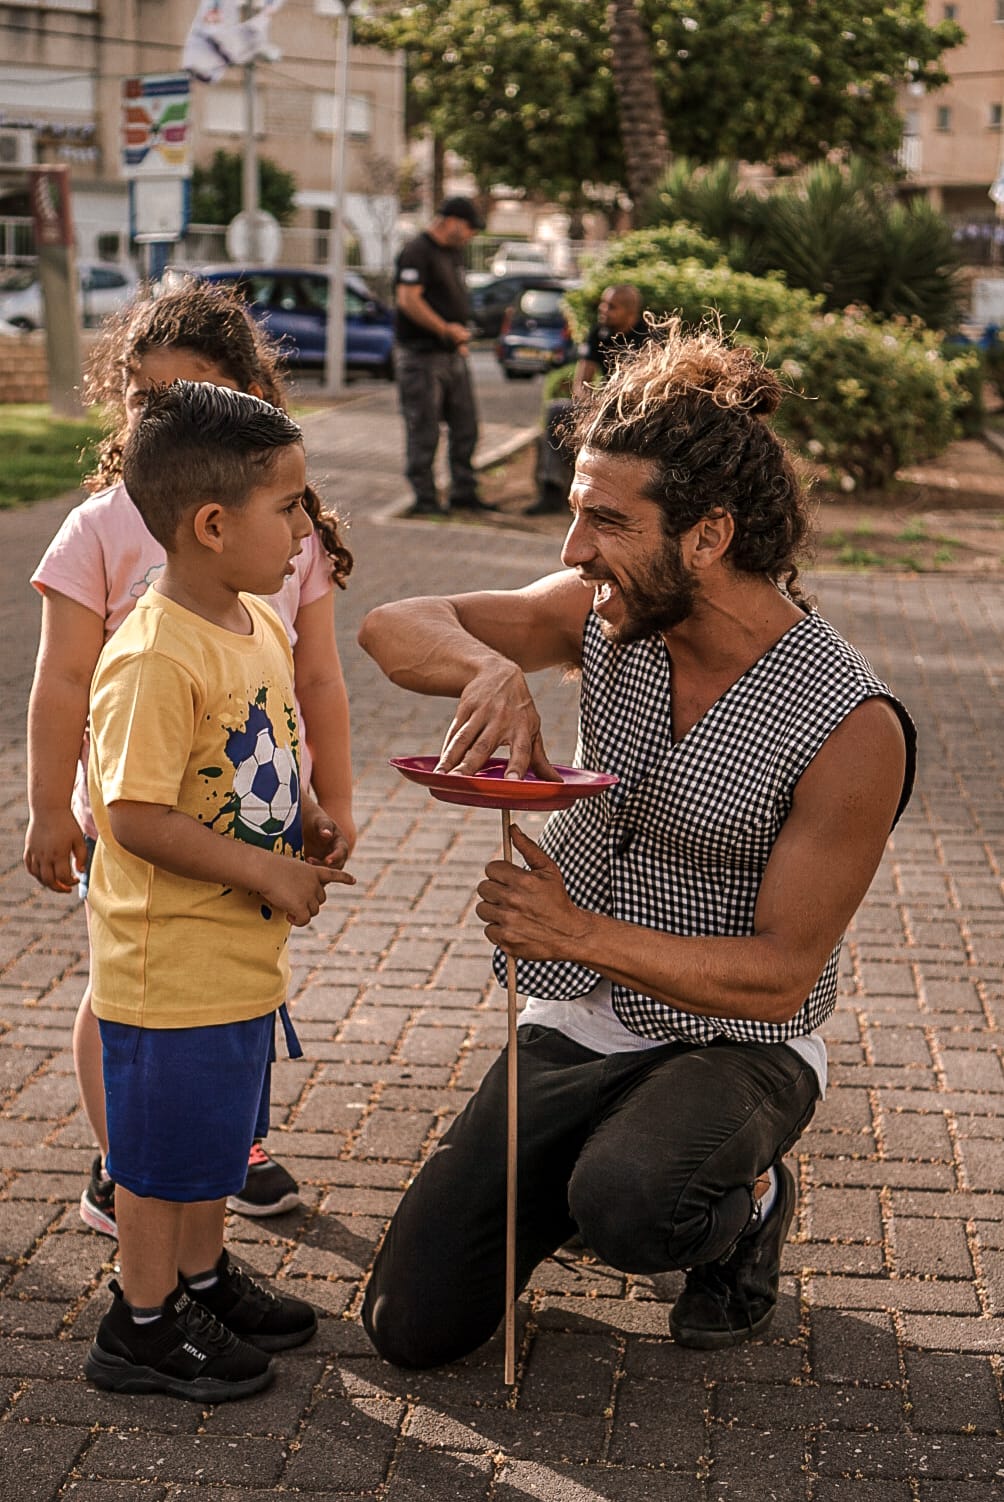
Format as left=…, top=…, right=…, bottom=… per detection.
left=200, top=688, right=303, bottom=858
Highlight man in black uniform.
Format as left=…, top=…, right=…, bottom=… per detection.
left=530, top=284, right=648, bottom=515
left=394, top=196, right=492, bottom=517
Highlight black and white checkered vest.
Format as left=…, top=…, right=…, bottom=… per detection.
left=493, top=609, right=915, bottom=1044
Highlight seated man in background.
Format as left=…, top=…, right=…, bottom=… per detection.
left=529, top=283, right=648, bottom=516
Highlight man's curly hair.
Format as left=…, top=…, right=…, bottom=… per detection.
left=565, top=319, right=812, bottom=604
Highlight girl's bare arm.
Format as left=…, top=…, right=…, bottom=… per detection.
left=24, top=591, right=105, bottom=891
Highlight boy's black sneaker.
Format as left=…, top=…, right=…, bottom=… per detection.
left=226, top=1142, right=300, bottom=1217
left=80, top=1155, right=117, bottom=1239
left=669, top=1162, right=797, bottom=1349
left=185, top=1249, right=318, bottom=1351
left=85, top=1280, right=274, bottom=1402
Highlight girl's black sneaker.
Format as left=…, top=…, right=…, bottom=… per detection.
left=79, top=1156, right=117, bottom=1239
left=226, top=1142, right=300, bottom=1217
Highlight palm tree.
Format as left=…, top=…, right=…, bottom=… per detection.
left=606, top=0, right=670, bottom=213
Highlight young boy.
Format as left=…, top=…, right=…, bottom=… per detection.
left=83, top=381, right=354, bottom=1402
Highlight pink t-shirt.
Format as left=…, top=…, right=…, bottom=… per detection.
left=32, top=480, right=334, bottom=837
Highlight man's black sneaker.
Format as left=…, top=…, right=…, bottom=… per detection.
left=80, top=1155, right=117, bottom=1239
left=226, top=1142, right=300, bottom=1217
left=85, top=1280, right=274, bottom=1402
left=669, top=1161, right=797, bottom=1349
left=403, top=499, right=441, bottom=517
left=184, top=1249, right=318, bottom=1352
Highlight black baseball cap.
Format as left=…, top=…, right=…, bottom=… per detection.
left=437, top=195, right=485, bottom=231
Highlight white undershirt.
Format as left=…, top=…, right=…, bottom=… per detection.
left=518, top=978, right=828, bottom=1098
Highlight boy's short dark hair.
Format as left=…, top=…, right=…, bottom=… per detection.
left=121, top=380, right=303, bottom=550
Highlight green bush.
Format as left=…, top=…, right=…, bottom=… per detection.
left=641, top=157, right=964, bottom=331
left=579, top=223, right=723, bottom=277
left=562, top=210, right=971, bottom=488
left=767, top=311, right=976, bottom=488
left=941, top=343, right=985, bottom=437
left=641, top=159, right=763, bottom=264
left=564, top=255, right=820, bottom=344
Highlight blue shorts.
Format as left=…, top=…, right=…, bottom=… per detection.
left=99, top=1012, right=276, bottom=1202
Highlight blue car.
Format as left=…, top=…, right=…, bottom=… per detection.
left=495, top=280, right=576, bottom=380
left=169, top=265, right=396, bottom=378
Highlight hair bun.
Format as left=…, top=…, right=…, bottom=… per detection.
left=716, top=346, right=782, bottom=417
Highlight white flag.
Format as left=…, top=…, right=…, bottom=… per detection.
left=183, top=0, right=286, bottom=85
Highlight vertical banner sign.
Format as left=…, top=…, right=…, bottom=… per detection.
left=30, top=165, right=74, bottom=247
left=121, top=73, right=192, bottom=180
left=121, top=74, right=192, bottom=252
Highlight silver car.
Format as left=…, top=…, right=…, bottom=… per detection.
left=0, top=260, right=139, bottom=330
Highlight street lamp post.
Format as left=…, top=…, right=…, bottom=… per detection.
left=242, top=56, right=260, bottom=261
left=322, top=0, right=357, bottom=396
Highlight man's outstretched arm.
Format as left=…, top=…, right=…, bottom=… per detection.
left=358, top=571, right=590, bottom=778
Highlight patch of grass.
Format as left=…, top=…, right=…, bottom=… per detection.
left=897, top=518, right=928, bottom=543
left=836, top=545, right=883, bottom=568
left=0, top=405, right=103, bottom=508
left=894, top=554, right=925, bottom=573
left=932, top=545, right=956, bottom=565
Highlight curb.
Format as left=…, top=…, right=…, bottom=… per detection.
left=373, top=424, right=539, bottom=523
left=982, top=426, right=1004, bottom=460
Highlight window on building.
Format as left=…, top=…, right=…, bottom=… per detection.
left=314, top=207, right=331, bottom=263
left=204, top=89, right=261, bottom=135
left=311, top=91, right=372, bottom=139
left=998, top=0, right=1004, bottom=21
left=936, top=106, right=952, bottom=131
left=96, top=232, right=122, bottom=261
left=991, top=103, right=1003, bottom=131
left=943, top=3, right=956, bottom=17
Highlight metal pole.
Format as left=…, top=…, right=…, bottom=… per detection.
left=243, top=49, right=259, bottom=262
left=323, top=2, right=350, bottom=396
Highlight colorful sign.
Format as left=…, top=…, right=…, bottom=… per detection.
left=121, top=74, right=192, bottom=179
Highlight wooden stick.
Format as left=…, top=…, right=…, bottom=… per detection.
left=501, top=806, right=518, bottom=1385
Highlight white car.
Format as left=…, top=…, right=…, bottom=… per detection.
left=0, top=261, right=139, bottom=331
left=489, top=241, right=553, bottom=278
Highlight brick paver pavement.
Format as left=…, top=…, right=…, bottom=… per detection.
left=0, top=367, right=1001, bottom=1500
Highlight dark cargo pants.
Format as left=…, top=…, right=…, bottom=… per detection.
left=362, top=1024, right=818, bottom=1369
left=397, top=346, right=479, bottom=508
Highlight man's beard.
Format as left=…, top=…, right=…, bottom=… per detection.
left=598, top=532, right=698, bottom=646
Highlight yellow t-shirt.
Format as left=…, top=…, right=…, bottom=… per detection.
left=88, top=588, right=302, bottom=1028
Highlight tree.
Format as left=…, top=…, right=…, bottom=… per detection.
left=640, top=0, right=963, bottom=166
left=356, top=0, right=623, bottom=214
left=190, top=149, right=298, bottom=227
left=357, top=1, right=962, bottom=203
left=607, top=0, right=670, bottom=208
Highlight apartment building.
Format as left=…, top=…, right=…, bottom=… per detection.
left=899, top=1, right=1004, bottom=263
left=0, top=0, right=405, bottom=267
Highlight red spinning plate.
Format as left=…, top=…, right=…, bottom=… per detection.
left=390, top=756, right=617, bottom=811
